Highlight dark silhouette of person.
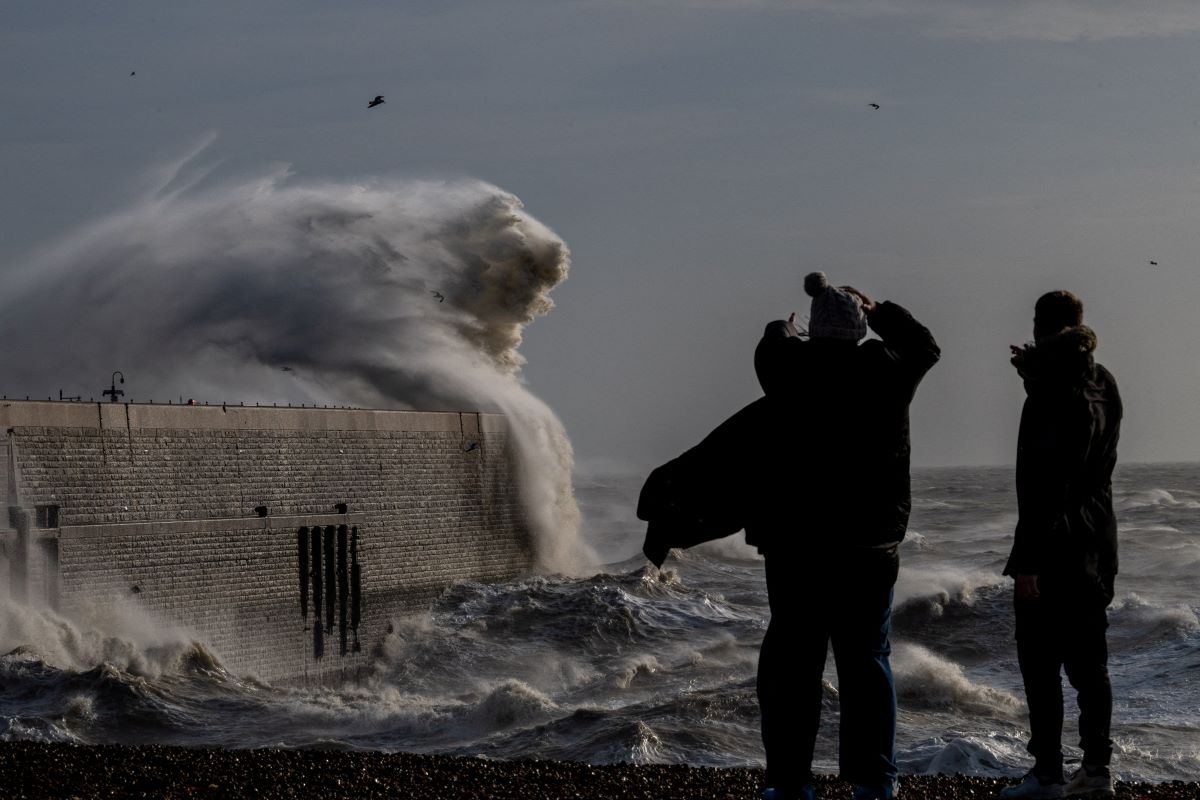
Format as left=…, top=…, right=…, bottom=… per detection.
left=999, top=291, right=1122, bottom=799
left=751, top=272, right=939, bottom=800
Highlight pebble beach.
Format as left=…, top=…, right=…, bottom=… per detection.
left=2, top=742, right=1196, bottom=800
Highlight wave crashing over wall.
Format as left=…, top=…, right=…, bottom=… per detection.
left=0, top=150, right=585, bottom=572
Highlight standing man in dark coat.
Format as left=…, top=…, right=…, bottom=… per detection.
left=999, top=291, right=1122, bottom=800
left=752, top=272, right=939, bottom=800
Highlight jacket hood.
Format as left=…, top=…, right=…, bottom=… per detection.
left=1018, top=325, right=1097, bottom=382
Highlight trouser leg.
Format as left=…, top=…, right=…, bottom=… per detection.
left=1015, top=597, right=1065, bottom=782
left=760, top=558, right=827, bottom=790
left=759, top=614, right=828, bottom=788
left=832, top=582, right=898, bottom=791
left=1063, top=608, right=1113, bottom=767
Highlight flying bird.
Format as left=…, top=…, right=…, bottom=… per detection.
left=431, top=291, right=445, bottom=302
left=281, top=366, right=294, bottom=372
left=130, top=71, right=136, bottom=76
left=1149, top=260, right=1159, bottom=266
left=869, top=103, right=880, bottom=110
left=367, top=95, right=385, bottom=108
left=463, top=441, right=479, bottom=452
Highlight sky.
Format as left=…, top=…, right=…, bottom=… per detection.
left=2, top=1, right=1199, bottom=471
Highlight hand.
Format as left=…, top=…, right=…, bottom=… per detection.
left=1015, top=574, right=1040, bottom=601
left=784, top=312, right=799, bottom=337
left=841, top=286, right=876, bottom=314
left=1010, top=344, right=1028, bottom=368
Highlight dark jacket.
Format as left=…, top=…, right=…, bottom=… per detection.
left=1003, top=325, right=1122, bottom=604
left=750, top=301, right=940, bottom=553
left=637, top=398, right=774, bottom=567
left=638, top=301, right=938, bottom=566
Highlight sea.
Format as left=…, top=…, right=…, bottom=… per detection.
left=2, top=463, right=1198, bottom=782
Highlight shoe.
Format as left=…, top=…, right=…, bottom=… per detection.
left=997, top=771, right=1064, bottom=799
left=762, top=786, right=816, bottom=800
left=1064, top=764, right=1114, bottom=797
left=852, top=784, right=896, bottom=800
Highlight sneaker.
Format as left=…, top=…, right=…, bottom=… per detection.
left=852, top=785, right=896, bottom=800
left=1064, top=764, right=1114, bottom=797
left=997, top=771, right=1064, bottom=799
left=762, top=786, right=816, bottom=800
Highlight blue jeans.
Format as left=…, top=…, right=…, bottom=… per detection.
left=758, top=552, right=899, bottom=793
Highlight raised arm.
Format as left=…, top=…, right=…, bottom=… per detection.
left=753, top=317, right=806, bottom=398
left=864, top=300, right=941, bottom=391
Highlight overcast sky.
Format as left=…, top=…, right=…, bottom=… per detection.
left=3, top=1, right=1199, bottom=470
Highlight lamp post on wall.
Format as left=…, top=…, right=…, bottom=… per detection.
left=103, top=371, right=125, bottom=403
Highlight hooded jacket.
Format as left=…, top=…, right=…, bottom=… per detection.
left=1003, top=325, right=1122, bottom=603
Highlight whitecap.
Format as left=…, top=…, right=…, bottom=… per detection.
left=891, top=644, right=1020, bottom=714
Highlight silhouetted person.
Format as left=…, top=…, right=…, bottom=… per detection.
left=752, top=272, right=939, bottom=800
left=999, top=290, right=1122, bottom=799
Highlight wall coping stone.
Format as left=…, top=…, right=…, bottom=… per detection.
left=0, top=401, right=508, bottom=434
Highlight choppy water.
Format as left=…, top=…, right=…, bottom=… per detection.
left=2, top=464, right=1198, bottom=781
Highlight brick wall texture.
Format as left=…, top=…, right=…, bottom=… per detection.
left=3, top=402, right=533, bottom=684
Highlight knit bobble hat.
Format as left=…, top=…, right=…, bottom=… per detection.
left=804, top=271, right=867, bottom=341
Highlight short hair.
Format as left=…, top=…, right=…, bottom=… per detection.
left=1034, top=290, right=1083, bottom=333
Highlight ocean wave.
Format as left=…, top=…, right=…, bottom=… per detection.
left=1117, top=488, right=1200, bottom=511
left=894, top=567, right=1006, bottom=619
left=461, top=680, right=560, bottom=733
left=0, top=650, right=233, bottom=748
left=892, top=644, right=1020, bottom=714
left=429, top=570, right=758, bottom=651
left=0, top=715, right=79, bottom=744
left=610, top=655, right=666, bottom=690
left=1110, top=724, right=1200, bottom=782
left=463, top=678, right=763, bottom=766
left=478, top=710, right=672, bottom=765
left=0, top=599, right=222, bottom=679
left=899, top=731, right=1030, bottom=777
left=691, top=535, right=763, bottom=562
left=1109, top=594, right=1199, bottom=644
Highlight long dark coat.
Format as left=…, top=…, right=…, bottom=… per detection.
left=1003, top=325, right=1122, bottom=604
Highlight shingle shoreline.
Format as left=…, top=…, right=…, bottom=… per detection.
left=1, top=742, right=1194, bottom=799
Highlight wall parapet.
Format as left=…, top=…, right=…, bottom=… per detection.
left=2, top=400, right=532, bottom=684
left=0, top=400, right=510, bottom=434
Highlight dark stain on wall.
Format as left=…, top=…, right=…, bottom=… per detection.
left=337, top=524, right=349, bottom=656
left=299, top=522, right=363, bottom=662
left=311, top=527, right=323, bottom=660
left=298, top=527, right=309, bottom=622
left=350, top=526, right=362, bottom=653
left=323, top=526, right=335, bottom=636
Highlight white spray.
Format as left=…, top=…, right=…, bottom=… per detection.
left=0, top=594, right=208, bottom=678
left=0, top=151, right=588, bottom=573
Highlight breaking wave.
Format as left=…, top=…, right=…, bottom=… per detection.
left=0, top=144, right=586, bottom=571
left=892, top=644, right=1020, bottom=714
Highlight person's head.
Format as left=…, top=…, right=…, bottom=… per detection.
left=804, top=272, right=867, bottom=342
left=1033, top=290, right=1084, bottom=343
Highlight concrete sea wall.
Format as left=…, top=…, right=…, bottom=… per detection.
left=0, top=401, right=533, bottom=683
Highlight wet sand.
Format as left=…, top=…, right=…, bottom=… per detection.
left=1, top=742, right=1194, bottom=799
